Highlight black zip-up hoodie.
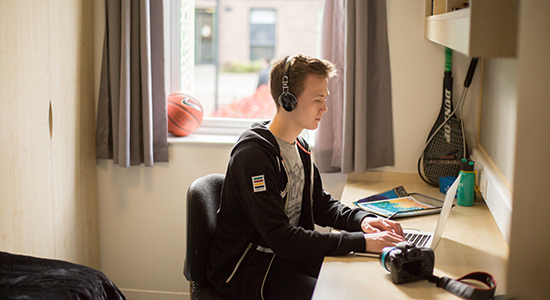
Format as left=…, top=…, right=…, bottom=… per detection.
left=207, top=122, right=371, bottom=299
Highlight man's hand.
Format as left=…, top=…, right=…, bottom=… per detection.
left=361, top=217, right=404, bottom=237
left=361, top=217, right=405, bottom=253
left=364, top=231, right=405, bottom=253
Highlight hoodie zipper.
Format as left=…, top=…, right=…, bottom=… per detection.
left=277, top=156, right=289, bottom=200
left=309, top=154, right=314, bottom=207
left=260, top=254, right=277, bottom=300
left=225, top=242, right=253, bottom=283
left=297, top=138, right=314, bottom=207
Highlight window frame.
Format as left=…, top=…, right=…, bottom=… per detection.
left=167, top=0, right=257, bottom=140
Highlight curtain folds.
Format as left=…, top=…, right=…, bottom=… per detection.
left=96, top=0, right=168, bottom=167
left=314, top=0, right=394, bottom=174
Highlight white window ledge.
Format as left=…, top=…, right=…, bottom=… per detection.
left=168, top=117, right=257, bottom=145
left=168, top=133, right=239, bottom=145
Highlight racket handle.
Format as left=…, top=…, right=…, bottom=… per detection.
left=445, top=47, right=452, bottom=73
left=463, top=58, right=479, bottom=88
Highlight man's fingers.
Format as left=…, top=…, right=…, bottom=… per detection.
left=387, top=231, right=406, bottom=242
left=364, top=225, right=381, bottom=233
left=364, top=232, right=406, bottom=253
left=362, top=217, right=405, bottom=237
left=390, top=222, right=404, bottom=237
left=376, top=219, right=405, bottom=237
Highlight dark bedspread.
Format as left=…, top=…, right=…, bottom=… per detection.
left=0, top=251, right=126, bottom=300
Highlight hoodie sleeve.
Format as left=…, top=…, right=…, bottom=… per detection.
left=310, top=163, right=376, bottom=232
left=229, top=144, right=366, bottom=262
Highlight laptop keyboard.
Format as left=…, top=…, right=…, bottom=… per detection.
left=405, top=232, right=429, bottom=247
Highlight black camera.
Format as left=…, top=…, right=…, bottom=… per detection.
left=379, top=241, right=435, bottom=284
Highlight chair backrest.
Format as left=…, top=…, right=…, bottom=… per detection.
left=184, top=173, right=225, bottom=284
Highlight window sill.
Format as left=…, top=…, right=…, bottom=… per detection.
left=168, top=133, right=239, bottom=145
left=168, top=117, right=257, bottom=145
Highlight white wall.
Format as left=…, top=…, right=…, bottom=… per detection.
left=478, top=58, right=518, bottom=185
left=97, top=143, right=233, bottom=298
left=96, top=1, right=480, bottom=298
left=380, top=0, right=481, bottom=173
left=506, top=1, right=550, bottom=298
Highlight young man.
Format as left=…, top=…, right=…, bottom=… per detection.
left=207, top=55, right=405, bottom=300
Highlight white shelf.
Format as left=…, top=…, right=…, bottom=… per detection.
left=424, top=0, right=518, bottom=57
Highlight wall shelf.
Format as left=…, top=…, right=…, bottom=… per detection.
left=424, top=0, right=518, bottom=57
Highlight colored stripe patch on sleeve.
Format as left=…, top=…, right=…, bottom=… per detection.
left=251, top=175, right=267, bottom=193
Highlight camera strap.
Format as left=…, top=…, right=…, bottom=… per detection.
left=429, top=272, right=496, bottom=300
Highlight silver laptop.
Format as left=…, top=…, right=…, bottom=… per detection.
left=353, top=174, right=460, bottom=257
left=403, top=173, right=461, bottom=249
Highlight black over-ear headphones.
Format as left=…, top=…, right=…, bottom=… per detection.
left=278, top=56, right=298, bottom=112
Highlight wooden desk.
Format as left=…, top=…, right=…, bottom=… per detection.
left=312, top=173, right=509, bottom=300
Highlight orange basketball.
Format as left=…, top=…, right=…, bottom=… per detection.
left=167, top=92, right=204, bottom=137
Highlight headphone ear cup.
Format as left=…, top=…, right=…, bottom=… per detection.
left=278, top=92, right=297, bottom=112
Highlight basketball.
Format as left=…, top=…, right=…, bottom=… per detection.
left=167, top=92, right=204, bottom=137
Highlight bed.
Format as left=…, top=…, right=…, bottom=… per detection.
left=0, top=251, right=126, bottom=300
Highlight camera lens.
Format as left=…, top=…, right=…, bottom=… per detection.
left=379, top=247, right=395, bottom=272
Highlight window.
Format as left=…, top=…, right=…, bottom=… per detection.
left=195, top=8, right=215, bottom=64
left=249, top=9, right=276, bottom=62
left=171, top=0, right=324, bottom=136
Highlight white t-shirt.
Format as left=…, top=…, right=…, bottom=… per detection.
left=274, top=135, right=304, bottom=226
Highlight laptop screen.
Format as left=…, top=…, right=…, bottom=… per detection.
left=430, top=173, right=461, bottom=249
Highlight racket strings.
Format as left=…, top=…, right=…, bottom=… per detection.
left=419, top=89, right=467, bottom=155
left=419, top=89, right=469, bottom=186
left=423, top=120, right=464, bottom=185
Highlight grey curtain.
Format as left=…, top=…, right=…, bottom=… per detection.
left=96, top=0, right=168, bottom=167
left=314, top=0, right=394, bottom=173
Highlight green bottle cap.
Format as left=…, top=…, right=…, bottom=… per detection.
left=460, top=159, right=474, bottom=171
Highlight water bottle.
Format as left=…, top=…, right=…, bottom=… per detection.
left=457, top=159, right=475, bottom=206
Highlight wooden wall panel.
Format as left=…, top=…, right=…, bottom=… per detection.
left=48, top=0, right=98, bottom=268
left=0, top=0, right=98, bottom=268
left=0, top=0, right=56, bottom=258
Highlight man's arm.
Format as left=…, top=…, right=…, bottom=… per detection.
left=231, top=146, right=367, bottom=260
left=310, top=164, right=405, bottom=252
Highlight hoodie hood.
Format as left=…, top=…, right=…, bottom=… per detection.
left=232, top=121, right=281, bottom=158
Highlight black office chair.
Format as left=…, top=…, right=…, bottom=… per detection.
left=184, top=173, right=234, bottom=300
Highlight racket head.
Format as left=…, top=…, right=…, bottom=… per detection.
left=420, top=117, right=465, bottom=186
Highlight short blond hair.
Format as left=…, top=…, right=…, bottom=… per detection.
left=269, top=54, right=337, bottom=107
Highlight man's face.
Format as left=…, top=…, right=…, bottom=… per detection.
left=291, top=74, right=329, bottom=130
